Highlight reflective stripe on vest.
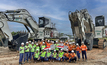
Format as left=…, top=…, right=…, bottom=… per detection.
left=41, top=45, right=46, bottom=50
left=20, top=46, right=24, bottom=53
left=53, top=53, right=57, bottom=58
left=47, top=52, right=51, bottom=57
left=31, top=45, right=35, bottom=52
left=41, top=51, right=46, bottom=57
left=59, top=52, right=64, bottom=57
left=25, top=45, right=29, bottom=52
left=34, top=52, right=40, bottom=58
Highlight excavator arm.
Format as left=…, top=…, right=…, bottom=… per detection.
left=0, top=9, right=39, bottom=41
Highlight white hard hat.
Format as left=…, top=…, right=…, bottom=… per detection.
left=48, top=40, right=50, bottom=42
left=42, top=48, right=44, bottom=50
left=36, top=44, right=38, bottom=45
left=43, top=42, right=45, bottom=44
left=49, top=48, right=51, bottom=50
left=71, top=50, right=74, bottom=53
left=32, top=42, right=34, bottom=44
left=66, top=49, right=68, bottom=51
left=76, top=43, right=79, bottom=45
left=36, top=49, right=39, bottom=51
left=21, top=42, right=24, bottom=45
left=26, top=42, right=29, bottom=44
left=54, top=50, right=56, bottom=51
left=56, top=41, right=58, bottom=42
left=61, top=49, right=63, bottom=50
left=81, top=42, right=84, bottom=43
left=29, top=41, right=31, bottom=42
left=69, top=43, right=72, bottom=44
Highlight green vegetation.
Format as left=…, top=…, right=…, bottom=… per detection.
left=11, top=31, right=19, bottom=36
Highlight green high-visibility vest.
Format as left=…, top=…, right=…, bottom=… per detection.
left=35, top=46, right=40, bottom=51
left=53, top=53, right=57, bottom=58
left=29, top=44, right=32, bottom=47
left=34, top=44, right=36, bottom=48
left=41, top=45, right=46, bottom=50
left=55, top=44, right=59, bottom=50
left=31, top=45, right=35, bottom=52
left=34, top=52, right=40, bottom=58
left=59, top=52, right=64, bottom=57
left=47, top=52, right=51, bottom=57
left=20, top=46, right=24, bottom=53
left=25, top=45, right=29, bottom=52
left=41, top=51, right=46, bottom=57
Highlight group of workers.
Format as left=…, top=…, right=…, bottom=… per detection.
left=19, top=39, right=87, bottom=65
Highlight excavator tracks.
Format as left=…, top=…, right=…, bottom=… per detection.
left=98, top=39, right=106, bottom=49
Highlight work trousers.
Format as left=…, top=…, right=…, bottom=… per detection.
left=19, top=53, right=24, bottom=64
left=76, top=51, right=80, bottom=59
left=24, top=52, right=29, bottom=62
left=82, top=51, right=87, bottom=60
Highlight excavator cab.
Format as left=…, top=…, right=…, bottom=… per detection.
left=39, top=17, right=50, bottom=28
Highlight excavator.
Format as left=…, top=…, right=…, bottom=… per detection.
left=68, top=9, right=107, bottom=50
left=0, top=9, right=58, bottom=50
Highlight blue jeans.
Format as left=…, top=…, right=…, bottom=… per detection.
left=63, top=57, right=69, bottom=61
left=77, top=51, right=80, bottom=59
left=69, top=57, right=77, bottom=62
left=24, top=52, right=29, bottom=62
left=45, top=57, right=52, bottom=61
left=40, top=57, right=47, bottom=61
left=19, top=53, right=24, bottom=64
left=30, top=52, right=34, bottom=60
left=29, top=52, right=31, bottom=59
left=69, top=51, right=71, bottom=53
left=52, top=57, right=56, bottom=60
left=57, top=57, right=64, bottom=61
left=82, top=51, right=87, bottom=59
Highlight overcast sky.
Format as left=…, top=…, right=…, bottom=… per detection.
left=0, top=0, right=107, bottom=35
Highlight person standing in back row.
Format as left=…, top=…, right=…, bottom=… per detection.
left=24, top=42, right=30, bottom=63
left=81, top=42, right=87, bottom=61
left=76, top=43, right=81, bottom=61
left=19, top=42, right=24, bottom=65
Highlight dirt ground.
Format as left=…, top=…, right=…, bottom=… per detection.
left=0, top=47, right=107, bottom=65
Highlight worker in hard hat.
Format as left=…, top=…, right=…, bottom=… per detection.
left=68, top=43, right=72, bottom=53
left=76, top=43, right=81, bottom=61
left=24, top=42, right=30, bottom=63
left=34, top=41, right=37, bottom=48
left=34, top=49, right=40, bottom=63
left=30, top=42, right=35, bottom=61
left=35, top=43, right=40, bottom=52
left=72, top=42, right=76, bottom=53
left=69, top=50, right=77, bottom=63
left=40, top=39, right=44, bottom=46
left=81, top=42, right=87, bottom=61
left=41, top=42, right=46, bottom=51
left=19, top=42, right=25, bottom=64
left=63, top=49, right=69, bottom=61
left=57, top=49, right=64, bottom=61
left=46, top=48, right=52, bottom=62
left=40, top=48, right=47, bottom=62
left=28, top=41, right=32, bottom=59
left=52, top=50, right=57, bottom=62
left=28, top=41, right=32, bottom=47
left=55, top=41, right=59, bottom=53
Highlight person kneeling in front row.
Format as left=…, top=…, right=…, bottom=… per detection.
left=69, top=50, right=77, bottom=63
left=34, top=49, right=40, bottom=63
